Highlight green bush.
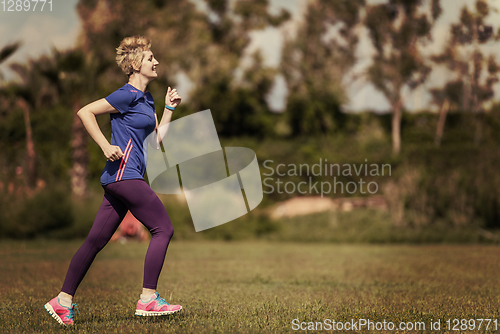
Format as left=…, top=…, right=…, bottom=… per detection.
left=388, top=145, right=500, bottom=229
left=1, top=186, right=74, bottom=239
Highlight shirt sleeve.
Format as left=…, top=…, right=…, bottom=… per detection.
left=105, top=88, right=136, bottom=114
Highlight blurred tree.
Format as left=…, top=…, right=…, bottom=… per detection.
left=186, top=0, right=290, bottom=136
left=189, top=51, right=277, bottom=136
left=0, top=42, right=21, bottom=133
left=0, top=42, right=21, bottom=83
left=432, top=94, right=449, bottom=146
left=4, top=58, right=48, bottom=189
left=36, top=49, right=107, bottom=197
left=431, top=0, right=499, bottom=146
left=2, top=47, right=106, bottom=196
left=0, top=42, right=27, bottom=191
left=365, top=0, right=442, bottom=154
left=281, top=0, right=365, bottom=136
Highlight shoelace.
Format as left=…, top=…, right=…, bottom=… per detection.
left=67, top=303, right=80, bottom=321
left=154, top=293, right=170, bottom=306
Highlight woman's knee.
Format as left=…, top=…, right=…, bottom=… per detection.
left=150, top=222, right=174, bottom=240
left=167, top=225, right=174, bottom=240
left=159, top=223, right=174, bottom=240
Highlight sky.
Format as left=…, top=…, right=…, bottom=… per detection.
left=0, top=0, right=81, bottom=69
left=1, top=0, right=500, bottom=113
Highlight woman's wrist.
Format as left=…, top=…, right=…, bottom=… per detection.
left=164, top=104, right=175, bottom=111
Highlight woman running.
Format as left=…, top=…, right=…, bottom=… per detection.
left=44, top=35, right=182, bottom=325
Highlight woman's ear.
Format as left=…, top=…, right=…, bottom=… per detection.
left=132, top=61, right=141, bottom=72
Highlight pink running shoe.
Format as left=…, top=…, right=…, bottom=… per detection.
left=44, top=296, right=79, bottom=325
left=135, top=292, right=182, bottom=316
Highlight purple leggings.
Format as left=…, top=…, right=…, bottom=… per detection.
left=61, top=179, right=174, bottom=296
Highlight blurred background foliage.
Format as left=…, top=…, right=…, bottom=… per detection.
left=1, top=0, right=500, bottom=242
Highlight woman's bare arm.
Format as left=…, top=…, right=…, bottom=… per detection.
left=150, top=87, right=180, bottom=149
left=76, top=98, right=124, bottom=161
left=152, top=109, right=173, bottom=149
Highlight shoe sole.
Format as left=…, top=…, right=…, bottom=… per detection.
left=44, top=303, right=68, bottom=325
left=135, top=306, right=182, bottom=316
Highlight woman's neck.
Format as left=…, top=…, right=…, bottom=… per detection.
left=127, top=74, right=150, bottom=93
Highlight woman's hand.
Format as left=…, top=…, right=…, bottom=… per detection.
left=103, top=144, right=124, bottom=162
left=165, top=87, right=181, bottom=108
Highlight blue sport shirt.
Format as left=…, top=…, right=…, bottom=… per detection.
left=100, top=83, right=157, bottom=185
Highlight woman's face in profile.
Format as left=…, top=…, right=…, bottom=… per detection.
left=139, top=50, right=159, bottom=79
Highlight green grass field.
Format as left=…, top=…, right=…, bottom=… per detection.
left=1, top=240, right=500, bottom=333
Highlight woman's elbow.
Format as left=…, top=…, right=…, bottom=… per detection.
left=76, top=107, right=86, bottom=119
left=77, top=106, right=92, bottom=119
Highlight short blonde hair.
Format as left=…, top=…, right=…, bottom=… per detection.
left=115, top=36, right=152, bottom=76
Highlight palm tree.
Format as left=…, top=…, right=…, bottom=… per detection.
left=0, top=42, right=39, bottom=190
left=7, top=60, right=46, bottom=189
left=38, top=48, right=107, bottom=197
left=0, top=42, right=21, bottom=81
